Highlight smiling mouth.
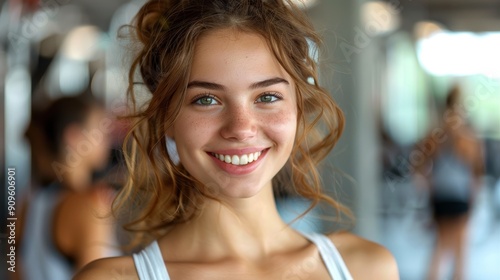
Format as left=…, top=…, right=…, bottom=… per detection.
left=210, top=150, right=266, bottom=166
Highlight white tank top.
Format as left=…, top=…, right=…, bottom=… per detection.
left=431, top=144, right=473, bottom=201
left=132, top=232, right=353, bottom=280
left=21, top=184, right=73, bottom=280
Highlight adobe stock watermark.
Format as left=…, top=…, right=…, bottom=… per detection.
left=340, top=0, right=403, bottom=63
left=110, top=267, right=136, bottom=280
left=384, top=75, right=499, bottom=190
left=8, top=0, right=71, bottom=51
left=281, top=255, right=319, bottom=280
left=50, top=99, right=128, bottom=182
left=51, top=117, right=113, bottom=181
left=203, top=168, right=232, bottom=197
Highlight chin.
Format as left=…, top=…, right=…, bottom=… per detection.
left=212, top=180, right=268, bottom=199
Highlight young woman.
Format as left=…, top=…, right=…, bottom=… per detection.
left=75, top=0, right=399, bottom=279
left=19, top=96, right=118, bottom=280
left=418, top=87, right=484, bottom=280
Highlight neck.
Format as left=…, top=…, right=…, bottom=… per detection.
left=61, top=162, right=92, bottom=192
left=165, top=185, right=303, bottom=261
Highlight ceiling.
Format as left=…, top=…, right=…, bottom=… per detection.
left=66, top=0, right=128, bottom=30
left=419, top=0, right=499, bottom=6
left=401, top=0, right=500, bottom=32
left=34, top=0, right=500, bottom=33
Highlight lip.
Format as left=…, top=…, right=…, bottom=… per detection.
left=209, top=147, right=268, bottom=156
left=208, top=148, right=269, bottom=176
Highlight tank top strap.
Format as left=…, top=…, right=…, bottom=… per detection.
left=300, top=232, right=354, bottom=280
left=132, top=234, right=352, bottom=280
left=132, top=240, right=170, bottom=280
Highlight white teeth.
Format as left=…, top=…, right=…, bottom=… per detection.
left=240, top=154, right=248, bottom=165
left=231, top=155, right=240, bottom=165
left=213, top=151, right=263, bottom=166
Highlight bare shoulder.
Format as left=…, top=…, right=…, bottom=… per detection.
left=328, top=231, right=399, bottom=280
left=73, top=256, right=138, bottom=280
left=58, top=185, right=115, bottom=224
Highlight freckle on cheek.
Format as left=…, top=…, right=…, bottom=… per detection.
left=261, top=111, right=296, bottom=131
left=275, top=111, right=294, bottom=123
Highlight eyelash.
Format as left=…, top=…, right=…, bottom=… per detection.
left=255, top=92, right=283, bottom=103
left=191, top=93, right=219, bottom=106
left=191, top=92, right=284, bottom=106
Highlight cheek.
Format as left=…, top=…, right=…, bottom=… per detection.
left=261, top=109, right=297, bottom=148
left=173, top=112, right=215, bottom=153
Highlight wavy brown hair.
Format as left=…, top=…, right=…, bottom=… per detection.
left=116, top=0, right=348, bottom=249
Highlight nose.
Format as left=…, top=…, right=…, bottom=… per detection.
left=220, top=105, right=257, bottom=141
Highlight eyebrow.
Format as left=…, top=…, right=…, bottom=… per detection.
left=186, top=81, right=225, bottom=91
left=187, top=77, right=289, bottom=91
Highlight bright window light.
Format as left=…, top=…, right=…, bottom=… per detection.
left=417, top=32, right=500, bottom=77
left=290, top=0, right=318, bottom=9
left=361, top=1, right=401, bottom=36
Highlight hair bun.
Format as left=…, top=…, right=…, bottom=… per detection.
left=135, top=0, right=176, bottom=45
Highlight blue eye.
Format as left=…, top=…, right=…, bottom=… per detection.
left=256, top=93, right=282, bottom=103
left=194, top=95, right=218, bottom=106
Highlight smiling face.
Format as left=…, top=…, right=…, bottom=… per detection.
left=169, top=28, right=298, bottom=199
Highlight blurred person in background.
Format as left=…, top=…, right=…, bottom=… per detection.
left=416, top=86, right=484, bottom=280
left=16, top=95, right=120, bottom=280
left=484, top=137, right=500, bottom=219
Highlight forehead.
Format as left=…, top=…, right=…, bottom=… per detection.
left=189, top=28, right=291, bottom=83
